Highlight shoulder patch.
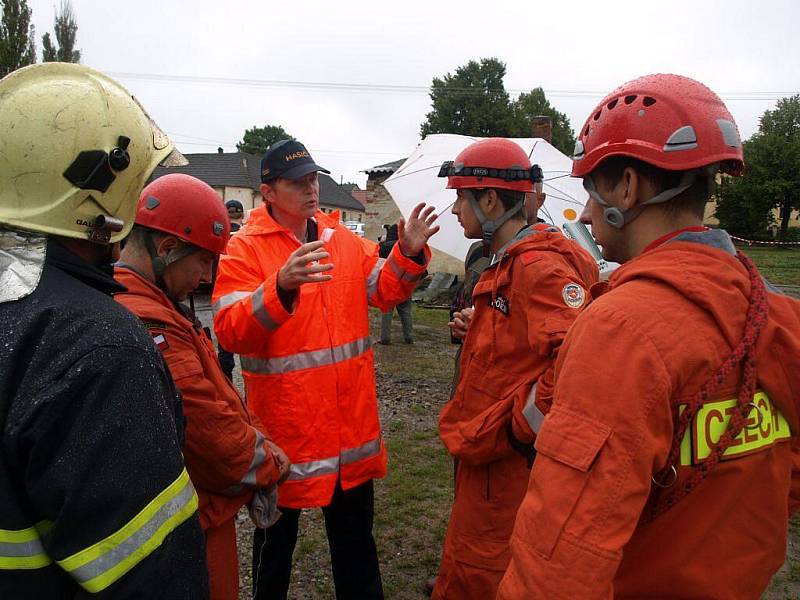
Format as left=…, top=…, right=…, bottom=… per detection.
left=151, top=332, right=170, bottom=351
left=141, top=320, right=169, bottom=331
left=562, top=283, right=586, bottom=308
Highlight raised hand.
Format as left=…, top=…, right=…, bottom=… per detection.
left=398, top=202, right=440, bottom=257
left=277, top=241, right=334, bottom=291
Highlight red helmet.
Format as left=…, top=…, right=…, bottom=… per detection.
left=571, top=74, right=744, bottom=178
left=136, top=174, right=230, bottom=255
left=440, top=138, right=535, bottom=193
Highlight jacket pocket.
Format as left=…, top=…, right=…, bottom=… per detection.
left=531, top=405, right=611, bottom=559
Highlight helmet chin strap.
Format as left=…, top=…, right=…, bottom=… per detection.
left=143, top=231, right=199, bottom=297
left=464, top=189, right=524, bottom=247
left=583, top=168, right=713, bottom=229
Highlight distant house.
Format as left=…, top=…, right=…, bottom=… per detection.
left=340, top=182, right=368, bottom=212
left=362, top=158, right=407, bottom=241
left=149, top=151, right=365, bottom=221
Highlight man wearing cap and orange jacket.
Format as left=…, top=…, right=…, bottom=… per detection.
left=497, top=74, right=800, bottom=600
left=212, top=139, right=439, bottom=599
left=115, top=173, right=290, bottom=600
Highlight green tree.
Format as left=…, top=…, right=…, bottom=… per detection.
left=420, top=58, right=575, bottom=156
left=715, top=95, right=800, bottom=239
left=420, top=58, right=514, bottom=138
left=714, top=174, right=773, bottom=237
left=509, top=87, right=575, bottom=155
left=236, top=124, right=292, bottom=155
left=41, top=1, right=80, bottom=63
left=0, top=0, right=36, bottom=78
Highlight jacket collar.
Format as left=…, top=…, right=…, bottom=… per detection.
left=48, top=237, right=126, bottom=296
left=243, top=205, right=340, bottom=239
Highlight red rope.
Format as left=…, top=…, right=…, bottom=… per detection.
left=645, top=251, right=770, bottom=521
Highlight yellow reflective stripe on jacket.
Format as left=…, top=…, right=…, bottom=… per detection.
left=679, top=391, right=792, bottom=466
left=0, top=521, right=53, bottom=569
left=56, top=468, right=198, bottom=593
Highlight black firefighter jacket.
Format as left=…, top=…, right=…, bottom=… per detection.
left=0, top=238, right=209, bottom=599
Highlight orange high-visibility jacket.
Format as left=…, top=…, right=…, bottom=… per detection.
left=433, top=226, right=598, bottom=599
left=114, top=267, right=283, bottom=530
left=212, top=207, right=429, bottom=508
left=498, top=229, right=800, bottom=600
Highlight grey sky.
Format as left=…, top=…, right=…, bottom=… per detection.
left=29, top=0, right=800, bottom=186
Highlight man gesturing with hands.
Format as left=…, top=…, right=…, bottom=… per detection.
left=213, top=139, right=437, bottom=600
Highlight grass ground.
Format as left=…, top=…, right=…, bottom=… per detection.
left=235, top=299, right=800, bottom=599
left=737, top=245, right=800, bottom=287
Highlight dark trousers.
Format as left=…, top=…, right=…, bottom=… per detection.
left=252, top=479, right=383, bottom=600
left=379, top=299, right=413, bottom=343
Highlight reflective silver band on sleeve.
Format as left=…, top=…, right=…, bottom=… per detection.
left=251, top=284, right=279, bottom=331
left=522, top=383, right=546, bottom=434
left=386, top=254, right=424, bottom=283
left=365, top=258, right=386, bottom=302
left=212, top=290, right=253, bottom=314
left=241, top=430, right=268, bottom=487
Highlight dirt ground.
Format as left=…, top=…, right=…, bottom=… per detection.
left=229, top=306, right=800, bottom=599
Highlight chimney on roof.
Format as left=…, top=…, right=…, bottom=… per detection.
left=217, top=147, right=224, bottom=154
left=531, top=116, right=552, bottom=142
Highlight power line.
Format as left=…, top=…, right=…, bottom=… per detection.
left=169, top=137, right=407, bottom=157
left=110, top=71, right=798, bottom=101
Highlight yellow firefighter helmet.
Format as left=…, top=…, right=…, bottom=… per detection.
left=0, top=62, right=186, bottom=244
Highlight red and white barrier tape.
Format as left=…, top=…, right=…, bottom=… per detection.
left=730, top=235, right=800, bottom=246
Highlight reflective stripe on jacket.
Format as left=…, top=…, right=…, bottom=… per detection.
left=212, top=207, right=429, bottom=508
left=434, top=226, right=598, bottom=599
left=0, top=239, right=207, bottom=598
left=115, top=266, right=282, bottom=530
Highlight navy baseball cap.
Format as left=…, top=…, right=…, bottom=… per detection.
left=260, top=139, right=330, bottom=183
left=225, top=200, right=244, bottom=211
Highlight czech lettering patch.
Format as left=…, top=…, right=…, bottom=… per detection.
left=562, top=283, right=586, bottom=308
left=489, top=294, right=509, bottom=316
left=678, top=392, right=791, bottom=466
left=151, top=333, right=170, bottom=351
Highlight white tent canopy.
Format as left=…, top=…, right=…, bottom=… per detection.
left=384, top=134, right=593, bottom=264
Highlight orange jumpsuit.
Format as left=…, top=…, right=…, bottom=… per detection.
left=498, top=229, right=800, bottom=600
left=212, top=207, right=429, bottom=509
left=433, top=225, right=598, bottom=599
left=115, top=267, right=283, bottom=600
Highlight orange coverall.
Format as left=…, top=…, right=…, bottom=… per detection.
left=115, top=267, right=283, bottom=600
left=497, top=229, right=800, bottom=600
left=433, top=225, right=598, bottom=599
left=212, top=207, right=429, bottom=509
